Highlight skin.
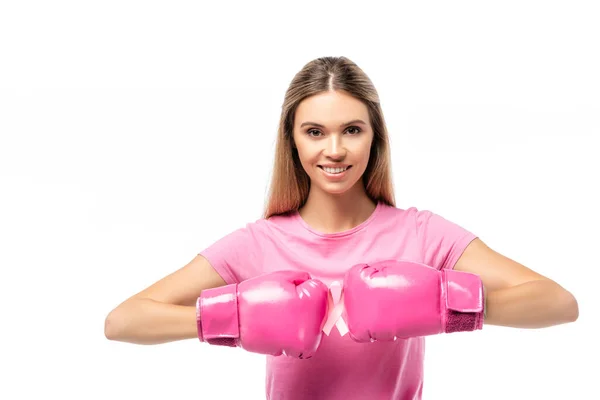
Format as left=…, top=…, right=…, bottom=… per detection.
left=293, top=89, right=378, bottom=234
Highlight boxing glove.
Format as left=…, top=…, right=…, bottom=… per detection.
left=196, top=270, right=329, bottom=358
left=342, top=260, right=485, bottom=342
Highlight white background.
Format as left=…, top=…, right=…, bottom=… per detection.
left=1, top=1, right=598, bottom=399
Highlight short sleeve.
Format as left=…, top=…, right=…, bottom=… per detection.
left=198, top=225, right=263, bottom=285
left=414, top=209, right=477, bottom=270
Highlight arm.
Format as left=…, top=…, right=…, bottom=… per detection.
left=454, top=238, right=579, bottom=329
left=104, top=254, right=227, bottom=345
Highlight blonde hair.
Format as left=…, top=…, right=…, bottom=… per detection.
left=263, top=56, right=395, bottom=219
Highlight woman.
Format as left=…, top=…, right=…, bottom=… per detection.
left=104, top=56, right=579, bottom=399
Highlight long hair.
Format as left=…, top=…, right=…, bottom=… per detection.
left=263, top=56, right=395, bottom=219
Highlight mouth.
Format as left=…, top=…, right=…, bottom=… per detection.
left=318, top=165, right=352, bottom=179
left=318, top=165, right=352, bottom=174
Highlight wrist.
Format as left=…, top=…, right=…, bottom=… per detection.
left=483, top=286, right=487, bottom=320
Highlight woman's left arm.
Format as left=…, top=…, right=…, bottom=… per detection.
left=454, top=238, right=579, bottom=328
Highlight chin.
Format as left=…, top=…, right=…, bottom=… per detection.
left=314, top=177, right=363, bottom=196
left=321, top=186, right=352, bottom=196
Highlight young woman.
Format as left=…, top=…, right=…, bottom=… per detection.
left=104, top=56, right=579, bottom=399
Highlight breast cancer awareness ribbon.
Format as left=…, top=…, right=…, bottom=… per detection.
left=322, top=280, right=349, bottom=336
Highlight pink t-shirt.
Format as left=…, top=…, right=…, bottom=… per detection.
left=199, top=202, right=477, bottom=400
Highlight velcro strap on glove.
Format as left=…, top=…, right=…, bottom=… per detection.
left=196, top=284, right=240, bottom=347
left=442, top=269, right=485, bottom=333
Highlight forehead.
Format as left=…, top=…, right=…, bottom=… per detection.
left=295, top=90, right=369, bottom=126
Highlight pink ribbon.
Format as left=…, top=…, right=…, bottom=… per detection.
left=322, top=281, right=348, bottom=336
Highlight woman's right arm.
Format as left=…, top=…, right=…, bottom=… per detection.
left=104, top=254, right=227, bottom=345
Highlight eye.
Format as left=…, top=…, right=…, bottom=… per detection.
left=346, top=126, right=362, bottom=135
left=305, top=126, right=362, bottom=137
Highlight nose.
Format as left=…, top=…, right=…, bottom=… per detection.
left=323, top=134, right=346, bottom=159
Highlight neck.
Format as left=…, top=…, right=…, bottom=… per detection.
left=299, top=182, right=377, bottom=234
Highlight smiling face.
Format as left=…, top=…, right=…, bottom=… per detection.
left=292, top=90, right=374, bottom=196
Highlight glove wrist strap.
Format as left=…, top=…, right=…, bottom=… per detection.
left=442, top=269, right=485, bottom=333
left=196, top=284, right=240, bottom=347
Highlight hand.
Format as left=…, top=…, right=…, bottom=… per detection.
left=197, top=270, right=329, bottom=358
left=341, top=260, right=485, bottom=342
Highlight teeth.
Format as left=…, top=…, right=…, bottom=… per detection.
left=323, top=166, right=348, bottom=174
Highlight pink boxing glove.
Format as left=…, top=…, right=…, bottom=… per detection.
left=196, top=270, right=329, bottom=358
left=342, top=260, right=485, bottom=342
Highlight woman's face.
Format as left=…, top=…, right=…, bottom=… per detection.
left=293, top=90, right=374, bottom=195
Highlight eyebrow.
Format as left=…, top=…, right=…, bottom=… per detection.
left=299, top=119, right=368, bottom=128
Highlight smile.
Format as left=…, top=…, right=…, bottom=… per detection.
left=318, top=165, right=352, bottom=179
left=319, top=165, right=351, bottom=174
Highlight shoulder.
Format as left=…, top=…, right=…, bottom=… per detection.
left=378, top=204, right=468, bottom=235
left=239, top=211, right=298, bottom=239
left=390, top=205, right=452, bottom=227
left=376, top=203, right=426, bottom=224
